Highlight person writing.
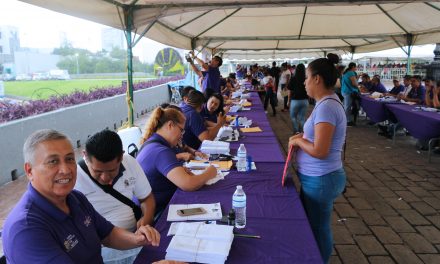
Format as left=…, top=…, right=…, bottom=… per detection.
left=137, top=107, right=217, bottom=215
left=2, top=129, right=160, bottom=263
left=288, top=54, right=347, bottom=264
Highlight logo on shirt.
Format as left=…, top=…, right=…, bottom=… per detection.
left=64, top=234, right=79, bottom=252
left=83, top=215, right=92, bottom=227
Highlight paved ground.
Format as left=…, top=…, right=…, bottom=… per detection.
left=1, top=97, right=439, bottom=263
left=267, top=102, right=440, bottom=264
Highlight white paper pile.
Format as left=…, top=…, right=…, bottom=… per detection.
left=167, top=203, right=223, bottom=222
left=200, top=140, right=230, bottom=154
left=217, top=126, right=234, bottom=138
left=165, top=222, right=234, bottom=264
left=231, top=91, right=242, bottom=99
left=228, top=105, right=242, bottom=113
left=240, top=93, right=251, bottom=99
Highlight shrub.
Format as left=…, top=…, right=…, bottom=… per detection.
left=0, top=76, right=183, bottom=123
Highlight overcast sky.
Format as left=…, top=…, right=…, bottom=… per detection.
left=0, top=0, right=169, bottom=63
left=0, top=0, right=437, bottom=62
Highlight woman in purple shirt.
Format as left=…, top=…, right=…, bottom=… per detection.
left=181, top=90, right=225, bottom=150
left=288, top=54, right=347, bottom=264
left=137, top=107, right=217, bottom=214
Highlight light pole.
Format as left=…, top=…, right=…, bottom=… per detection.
left=75, top=53, right=79, bottom=75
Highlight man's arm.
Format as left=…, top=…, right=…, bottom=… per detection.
left=191, top=51, right=209, bottom=71
left=137, top=193, right=155, bottom=228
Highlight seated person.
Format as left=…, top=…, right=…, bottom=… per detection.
left=161, top=103, right=208, bottom=162
left=369, top=75, right=387, bottom=93
left=358, top=73, right=372, bottom=93
left=425, top=80, right=440, bottom=108
left=221, top=78, right=236, bottom=98
left=242, top=73, right=254, bottom=90
left=2, top=129, right=160, bottom=263
left=179, top=86, right=196, bottom=107
left=386, top=76, right=405, bottom=96
left=200, top=93, right=227, bottom=127
left=136, top=107, right=217, bottom=215
left=75, top=129, right=156, bottom=264
left=401, top=75, right=426, bottom=105
left=181, top=90, right=225, bottom=150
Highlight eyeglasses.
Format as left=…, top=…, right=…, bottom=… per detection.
left=174, top=122, right=185, bottom=135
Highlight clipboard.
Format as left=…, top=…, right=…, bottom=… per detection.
left=282, top=145, right=294, bottom=187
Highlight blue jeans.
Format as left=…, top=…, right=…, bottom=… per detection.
left=298, top=168, right=346, bottom=264
left=342, top=93, right=352, bottom=122
left=289, top=99, right=308, bottom=133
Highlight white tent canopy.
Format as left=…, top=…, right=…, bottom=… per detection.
left=21, top=0, right=440, bottom=54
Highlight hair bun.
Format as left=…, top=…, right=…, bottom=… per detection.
left=327, top=53, right=340, bottom=65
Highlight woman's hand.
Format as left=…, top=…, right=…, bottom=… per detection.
left=217, top=112, right=226, bottom=125
left=288, top=133, right=303, bottom=149
left=194, top=151, right=209, bottom=160
left=176, top=152, right=194, bottom=162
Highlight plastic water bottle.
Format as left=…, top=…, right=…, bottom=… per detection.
left=237, top=144, right=247, bottom=172
left=232, top=185, right=246, bottom=228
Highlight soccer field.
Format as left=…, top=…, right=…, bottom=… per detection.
left=4, top=79, right=152, bottom=100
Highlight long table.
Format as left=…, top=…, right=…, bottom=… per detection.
left=134, top=92, right=322, bottom=263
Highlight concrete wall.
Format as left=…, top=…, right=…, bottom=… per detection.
left=0, top=84, right=170, bottom=186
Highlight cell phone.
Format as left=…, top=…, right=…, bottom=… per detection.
left=177, top=207, right=207, bottom=216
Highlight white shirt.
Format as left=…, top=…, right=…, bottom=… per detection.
left=279, top=69, right=291, bottom=85
left=75, top=154, right=152, bottom=231
left=262, top=76, right=273, bottom=86
left=402, top=84, right=412, bottom=97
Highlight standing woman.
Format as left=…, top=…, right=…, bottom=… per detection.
left=287, top=63, right=308, bottom=133
left=262, top=69, right=277, bottom=116
left=341, top=62, right=359, bottom=126
left=288, top=54, right=347, bottom=264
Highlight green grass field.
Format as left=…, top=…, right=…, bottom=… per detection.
left=4, top=79, right=153, bottom=100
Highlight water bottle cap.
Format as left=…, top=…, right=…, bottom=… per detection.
left=236, top=185, right=242, bottom=190
left=239, top=144, right=244, bottom=147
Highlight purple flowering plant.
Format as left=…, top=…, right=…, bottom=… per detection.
left=0, top=76, right=183, bottom=123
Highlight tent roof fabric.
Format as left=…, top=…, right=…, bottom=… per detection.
left=21, top=0, right=440, bottom=57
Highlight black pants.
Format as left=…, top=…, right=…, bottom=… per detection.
left=351, top=94, right=361, bottom=124
left=264, top=89, right=277, bottom=115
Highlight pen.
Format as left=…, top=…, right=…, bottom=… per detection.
left=234, top=234, right=261, bottom=239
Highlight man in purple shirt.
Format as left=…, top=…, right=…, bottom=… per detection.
left=369, top=75, right=387, bottom=93
left=190, top=51, right=223, bottom=97
left=2, top=129, right=160, bottom=264
left=404, top=75, right=426, bottom=105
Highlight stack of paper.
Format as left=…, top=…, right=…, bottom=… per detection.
left=167, top=203, right=223, bottom=221
left=200, top=140, right=230, bottom=154
left=217, top=126, right=234, bottom=138
left=231, top=91, right=242, bottom=99
left=228, top=105, right=242, bottom=113
left=166, top=222, right=234, bottom=264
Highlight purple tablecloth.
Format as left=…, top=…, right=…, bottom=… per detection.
left=386, top=104, right=440, bottom=140
left=134, top=92, right=322, bottom=263
left=360, top=95, right=402, bottom=123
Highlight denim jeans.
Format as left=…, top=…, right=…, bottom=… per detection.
left=342, top=93, right=352, bottom=122
left=298, top=168, right=346, bottom=264
left=289, top=99, right=308, bottom=133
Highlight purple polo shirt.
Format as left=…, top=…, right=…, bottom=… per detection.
left=136, top=133, right=183, bottom=213
left=200, top=104, right=218, bottom=123
left=202, top=66, right=221, bottom=94
left=296, top=94, right=347, bottom=176
left=389, top=84, right=404, bottom=95
left=370, top=82, right=387, bottom=93
left=181, top=103, right=207, bottom=150
left=408, top=85, right=426, bottom=104
left=2, top=184, right=114, bottom=264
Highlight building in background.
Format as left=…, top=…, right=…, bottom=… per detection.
left=0, top=25, right=20, bottom=78
left=101, top=27, right=125, bottom=52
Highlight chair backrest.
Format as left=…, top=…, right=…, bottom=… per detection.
left=117, top=127, right=142, bottom=157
